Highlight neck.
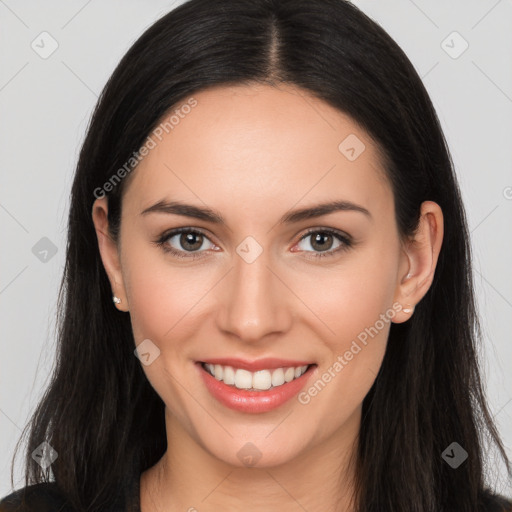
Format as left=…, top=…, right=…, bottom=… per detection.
left=141, top=407, right=361, bottom=512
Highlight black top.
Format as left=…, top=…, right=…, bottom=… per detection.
left=1, top=478, right=511, bottom=511
left=0, top=474, right=141, bottom=512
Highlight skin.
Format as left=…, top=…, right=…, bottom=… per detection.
left=92, top=83, right=443, bottom=512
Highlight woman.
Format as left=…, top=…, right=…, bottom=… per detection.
left=1, top=0, right=511, bottom=510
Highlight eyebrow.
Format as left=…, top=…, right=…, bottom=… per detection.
left=140, top=199, right=372, bottom=224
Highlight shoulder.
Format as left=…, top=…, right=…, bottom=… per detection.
left=480, top=488, right=512, bottom=512
left=0, top=482, right=72, bottom=512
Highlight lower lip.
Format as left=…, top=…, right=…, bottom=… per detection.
left=196, top=362, right=317, bottom=414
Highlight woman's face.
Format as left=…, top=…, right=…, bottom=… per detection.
left=93, top=83, right=430, bottom=469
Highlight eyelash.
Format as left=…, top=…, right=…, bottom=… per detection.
left=154, top=227, right=353, bottom=261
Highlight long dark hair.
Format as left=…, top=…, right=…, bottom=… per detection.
left=8, top=0, right=511, bottom=510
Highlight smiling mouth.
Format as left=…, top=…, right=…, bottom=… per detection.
left=199, top=361, right=316, bottom=392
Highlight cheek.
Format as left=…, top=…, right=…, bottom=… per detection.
left=125, top=266, right=206, bottom=348
left=294, top=245, right=397, bottom=411
left=297, top=244, right=397, bottom=345
left=121, top=249, right=208, bottom=419
left=120, top=236, right=202, bottom=350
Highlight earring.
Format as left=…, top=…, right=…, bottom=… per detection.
left=402, top=303, right=415, bottom=314
left=113, top=296, right=121, bottom=304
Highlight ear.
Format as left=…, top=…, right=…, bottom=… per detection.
left=392, top=200, right=444, bottom=323
left=91, top=196, right=129, bottom=312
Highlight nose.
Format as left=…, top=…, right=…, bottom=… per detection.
left=216, top=248, right=293, bottom=343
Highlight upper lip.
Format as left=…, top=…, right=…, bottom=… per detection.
left=198, top=357, right=315, bottom=372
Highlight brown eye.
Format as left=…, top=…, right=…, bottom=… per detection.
left=155, top=228, right=215, bottom=260
left=178, top=232, right=204, bottom=251
left=295, top=229, right=352, bottom=259
left=309, top=232, right=335, bottom=251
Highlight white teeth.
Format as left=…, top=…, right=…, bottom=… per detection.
left=223, top=365, right=235, bottom=385
left=234, top=369, right=253, bottom=389
left=203, top=363, right=310, bottom=391
left=214, top=364, right=223, bottom=380
left=253, top=370, right=272, bottom=390
left=271, top=368, right=285, bottom=387
left=284, top=367, right=295, bottom=382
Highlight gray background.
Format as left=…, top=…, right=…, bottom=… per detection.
left=1, top=0, right=511, bottom=500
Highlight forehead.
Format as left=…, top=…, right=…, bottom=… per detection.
left=122, top=83, right=391, bottom=221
